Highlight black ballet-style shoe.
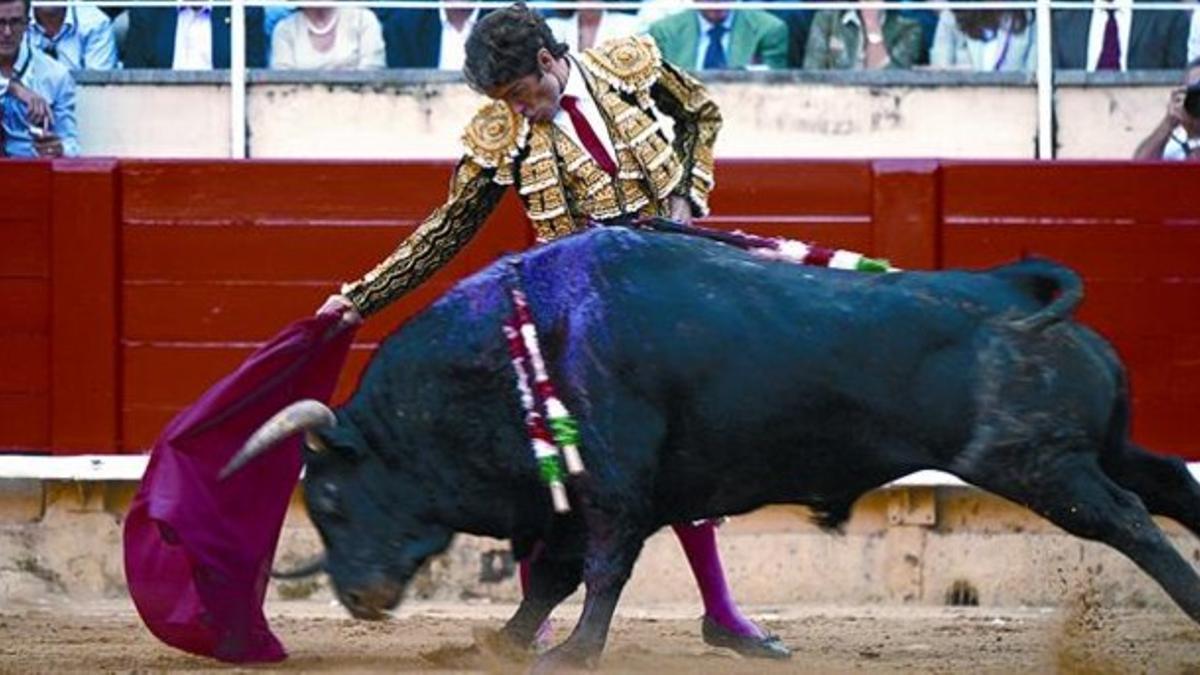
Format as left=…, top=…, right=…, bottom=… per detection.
left=701, top=615, right=792, bottom=660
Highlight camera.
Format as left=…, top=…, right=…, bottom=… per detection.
left=1185, top=82, right=1200, bottom=119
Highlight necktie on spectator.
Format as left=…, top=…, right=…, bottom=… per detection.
left=560, top=95, right=618, bottom=176
left=1097, top=9, right=1121, bottom=70
left=703, top=23, right=728, bottom=70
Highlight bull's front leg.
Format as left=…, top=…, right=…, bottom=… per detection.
left=494, top=542, right=583, bottom=654
left=532, top=517, right=645, bottom=672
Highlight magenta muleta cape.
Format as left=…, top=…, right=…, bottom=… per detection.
left=123, top=311, right=357, bottom=662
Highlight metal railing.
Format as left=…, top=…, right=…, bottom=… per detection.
left=26, top=0, right=1199, bottom=159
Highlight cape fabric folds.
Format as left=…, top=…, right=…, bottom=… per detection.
left=123, top=311, right=357, bottom=662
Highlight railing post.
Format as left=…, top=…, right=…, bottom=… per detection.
left=1036, top=0, right=1055, bottom=159
left=231, top=0, right=247, bottom=158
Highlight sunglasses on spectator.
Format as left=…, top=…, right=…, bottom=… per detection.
left=0, top=17, right=28, bottom=31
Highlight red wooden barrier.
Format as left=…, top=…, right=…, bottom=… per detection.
left=0, top=162, right=52, bottom=450
left=940, top=161, right=1200, bottom=457
left=2, top=159, right=1198, bottom=460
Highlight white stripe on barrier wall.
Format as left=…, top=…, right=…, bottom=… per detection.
left=1, top=455, right=1197, bottom=486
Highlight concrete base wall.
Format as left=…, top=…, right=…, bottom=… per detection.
left=72, top=71, right=1181, bottom=160
left=3, top=479, right=1196, bottom=615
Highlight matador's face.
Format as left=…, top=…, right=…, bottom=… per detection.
left=486, top=48, right=565, bottom=124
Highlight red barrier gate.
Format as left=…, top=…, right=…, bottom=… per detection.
left=2, top=159, right=1198, bottom=458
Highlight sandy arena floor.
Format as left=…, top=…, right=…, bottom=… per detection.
left=1, top=597, right=1198, bottom=674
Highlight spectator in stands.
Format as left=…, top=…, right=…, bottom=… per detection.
left=754, top=1, right=815, bottom=68
left=649, top=7, right=789, bottom=70
left=0, top=0, right=78, bottom=157
left=121, top=4, right=266, bottom=69
left=1133, top=56, right=1200, bottom=160
left=930, top=6, right=1037, bottom=71
left=899, top=3, right=939, bottom=65
left=271, top=4, right=385, bottom=70
left=378, top=6, right=486, bottom=69
left=28, top=1, right=118, bottom=70
left=803, top=5, right=923, bottom=69
left=1052, top=0, right=1189, bottom=70
left=264, top=5, right=295, bottom=65
left=545, top=5, right=640, bottom=52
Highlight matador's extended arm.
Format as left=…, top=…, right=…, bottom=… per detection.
left=341, top=160, right=506, bottom=317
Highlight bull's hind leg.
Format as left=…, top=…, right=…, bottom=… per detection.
left=965, top=454, right=1200, bottom=625
left=1102, top=442, right=1200, bottom=539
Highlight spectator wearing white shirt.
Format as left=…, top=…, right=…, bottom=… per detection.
left=28, top=2, right=118, bottom=70
left=1133, top=57, right=1200, bottom=160
left=121, top=4, right=267, bottom=69
left=271, top=5, right=385, bottom=70
left=930, top=8, right=1037, bottom=72
left=545, top=8, right=641, bottom=52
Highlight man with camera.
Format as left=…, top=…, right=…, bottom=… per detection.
left=1133, top=57, right=1200, bottom=160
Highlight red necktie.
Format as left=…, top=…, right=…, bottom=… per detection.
left=560, top=95, right=617, bottom=176
left=1097, top=9, right=1121, bottom=70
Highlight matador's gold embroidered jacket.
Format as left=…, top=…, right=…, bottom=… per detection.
left=342, top=35, right=723, bottom=316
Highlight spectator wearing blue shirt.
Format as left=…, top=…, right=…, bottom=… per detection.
left=0, top=0, right=78, bottom=157
left=28, top=2, right=118, bottom=70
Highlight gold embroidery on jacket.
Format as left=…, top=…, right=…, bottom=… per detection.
left=340, top=36, right=721, bottom=314
left=341, top=160, right=505, bottom=316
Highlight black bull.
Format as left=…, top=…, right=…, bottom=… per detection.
left=228, top=227, right=1200, bottom=669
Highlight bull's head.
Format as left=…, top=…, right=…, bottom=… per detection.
left=222, top=400, right=452, bottom=620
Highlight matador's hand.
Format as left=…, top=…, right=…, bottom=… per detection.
left=317, top=294, right=363, bottom=326
left=667, top=195, right=693, bottom=225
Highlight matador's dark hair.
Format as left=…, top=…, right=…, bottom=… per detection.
left=463, top=3, right=570, bottom=93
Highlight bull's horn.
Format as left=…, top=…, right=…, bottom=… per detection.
left=219, top=400, right=336, bottom=479
left=270, top=554, right=327, bottom=580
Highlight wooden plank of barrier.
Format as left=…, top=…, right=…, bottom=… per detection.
left=49, top=160, right=120, bottom=454
left=0, top=162, right=52, bottom=452
left=939, top=161, right=1200, bottom=460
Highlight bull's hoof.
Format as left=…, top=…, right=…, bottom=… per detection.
left=531, top=645, right=598, bottom=674
left=701, top=616, right=792, bottom=660
left=471, top=625, right=534, bottom=663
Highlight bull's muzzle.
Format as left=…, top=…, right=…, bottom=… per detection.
left=219, top=399, right=336, bottom=479
left=337, top=579, right=404, bottom=621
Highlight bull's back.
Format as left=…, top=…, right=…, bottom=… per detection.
left=522, top=230, right=991, bottom=465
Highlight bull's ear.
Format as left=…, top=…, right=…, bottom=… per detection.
left=303, top=430, right=329, bottom=454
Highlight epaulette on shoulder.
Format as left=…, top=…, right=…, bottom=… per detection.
left=580, top=34, right=662, bottom=95
left=462, top=100, right=529, bottom=169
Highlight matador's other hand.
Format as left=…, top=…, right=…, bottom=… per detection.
left=667, top=195, right=693, bottom=225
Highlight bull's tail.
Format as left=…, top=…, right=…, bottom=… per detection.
left=995, top=258, right=1084, bottom=332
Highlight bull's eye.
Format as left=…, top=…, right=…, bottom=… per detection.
left=315, top=481, right=346, bottom=520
